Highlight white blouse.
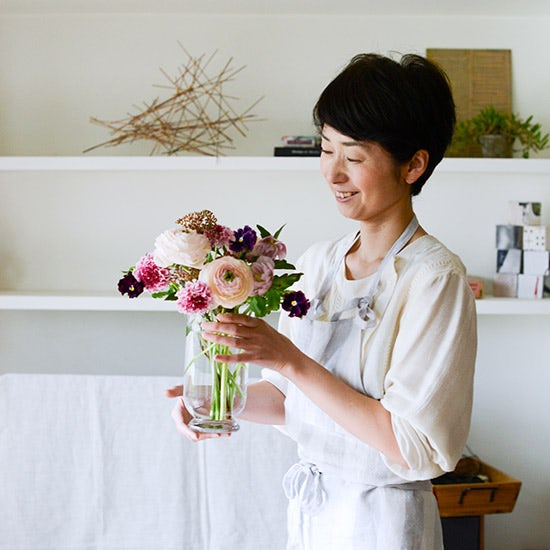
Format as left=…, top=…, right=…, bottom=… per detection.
left=263, top=233, right=477, bottom=481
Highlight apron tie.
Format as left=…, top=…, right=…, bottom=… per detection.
left=283, top=462, right=327, bottom=516
left=354, top=295, right=376, bottom=329
left=328, top=295, right=376, bottom=329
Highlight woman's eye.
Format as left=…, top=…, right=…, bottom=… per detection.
left=320, top=148, right=333, bottom=155
left=346, top=157, right=362, bottom=163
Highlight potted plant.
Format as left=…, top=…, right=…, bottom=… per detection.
left=452, top=106, right=549, bottom=158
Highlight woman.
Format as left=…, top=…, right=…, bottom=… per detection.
left=167, top=53, right=477, bottom=549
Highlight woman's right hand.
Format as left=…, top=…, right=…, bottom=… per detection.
left=165, top=385, right=230, bottom=442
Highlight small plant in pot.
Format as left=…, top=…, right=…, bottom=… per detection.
left=452, top=106, right=549, bottom=158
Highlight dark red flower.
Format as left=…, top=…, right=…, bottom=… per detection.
left=117, top=272, right=144, bottom=298
left=282, top=290, right=310, bottom=318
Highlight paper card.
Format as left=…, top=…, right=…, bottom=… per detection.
left=508, top=201, right=542, bottom=226
left=517, top=274, right=544, bottom=299
left=496, top=249, right=522, bottom=273
left=523, top=225, right=550, bottom=251
left=496, top=225, right=523, bottom=250
left=523, top=250, right=550, bottom=275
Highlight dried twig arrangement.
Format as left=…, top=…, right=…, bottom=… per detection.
left=83, top=46, right=264, bottom=156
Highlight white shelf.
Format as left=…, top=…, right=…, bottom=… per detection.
left=436, top=158, right=550, bottom=174
left=1, top=292, right=549, bottom=315
left=1, top=156, right=550, bottom=173
left=474, top=297, right=550, bottom=315
left=0, top=293, right=176, bottom=312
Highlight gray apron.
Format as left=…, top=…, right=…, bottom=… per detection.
left=282, top=216, right=443, bottom=549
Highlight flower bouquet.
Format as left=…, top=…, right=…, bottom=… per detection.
left=118, top=209, right=309, bottom=433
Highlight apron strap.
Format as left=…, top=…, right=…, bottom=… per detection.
left=319, top=216, right=420, bottom=326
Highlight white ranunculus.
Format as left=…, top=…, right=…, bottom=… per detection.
left=153, top=229, right=211, bottom=268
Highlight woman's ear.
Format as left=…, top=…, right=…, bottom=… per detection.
left=404, top=149, right=429, bottom=184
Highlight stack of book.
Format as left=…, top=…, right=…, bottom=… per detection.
left=273, top=135, right=321, bottom=157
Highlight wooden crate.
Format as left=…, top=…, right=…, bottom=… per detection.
left=433, top=458, right=521, bottom=518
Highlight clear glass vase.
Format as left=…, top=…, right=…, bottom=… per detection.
left=183, top=320, right=248, bottom=434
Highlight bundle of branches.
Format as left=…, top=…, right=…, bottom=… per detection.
left=84, top=46, right=263, bottom=156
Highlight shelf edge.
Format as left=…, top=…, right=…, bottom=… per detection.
left=1, top=156, right=550, bottom=173
left=1, top=293, right=550, bottom=315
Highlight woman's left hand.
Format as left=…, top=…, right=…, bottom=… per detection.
left=201, top=313, right=302, bottom=374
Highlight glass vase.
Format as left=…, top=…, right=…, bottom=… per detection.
left=183, top=320, right=248, bottom=434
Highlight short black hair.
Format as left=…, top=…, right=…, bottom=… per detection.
left=313, top=53, right=456, bottom=196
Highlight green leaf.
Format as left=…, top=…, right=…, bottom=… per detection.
left=271, top=273, right=302, bottom=292
left=256, top=223, right=286, bottom=240
left=246, top=295, right=270, bottom=317
left=151, top=290, right=177, bottom=301
left=256, top=224, right=271, bottom=239
left=245, top=286, right=286, bottom=318
left=274, top=259, right=296, bottom=270
left=273, top=224, right=285, bottom=239
left=152, top=282, right=179, bottom=301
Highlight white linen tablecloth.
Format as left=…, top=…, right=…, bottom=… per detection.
left=0, top=373, right=297, bottom=550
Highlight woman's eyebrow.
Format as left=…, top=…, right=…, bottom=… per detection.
left=321, top=133, right=362, bottom=147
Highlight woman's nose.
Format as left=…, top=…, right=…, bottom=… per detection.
left=321, top=157, right=347, bottom=184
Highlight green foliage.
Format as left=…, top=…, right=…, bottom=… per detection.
left=453, top=106, right=549, bottom=158
left=151, top=281, right=179, bottom=301
left=244, top=272, right=303, bottom=317
left=257, top=223, right=285, bottom=239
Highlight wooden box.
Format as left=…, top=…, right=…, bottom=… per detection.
left=426, top=48, right=511, bottom=157
left=432, top=458, right=521, bottom=517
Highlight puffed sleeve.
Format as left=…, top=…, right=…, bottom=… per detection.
left=379, top=263, right=477, bottom=480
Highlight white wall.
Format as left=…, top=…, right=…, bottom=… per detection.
left=1, top=6, right=550, bottom=550
left=1, top=11, right=550, bottom=158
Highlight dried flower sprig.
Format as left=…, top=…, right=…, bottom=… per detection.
left=177, top=209, right=217, bottom=233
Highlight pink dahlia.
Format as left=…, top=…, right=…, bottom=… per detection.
left=133, top=253, right=170, bottom=292
left=176, top=281, right=215, bottom=315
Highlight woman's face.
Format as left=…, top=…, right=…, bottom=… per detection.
left=319, top=125, right=412, bottom=224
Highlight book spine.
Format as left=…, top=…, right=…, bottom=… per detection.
left=281, top=135, right=320, bottom=147
left=273, top=147, right=321, bottom=157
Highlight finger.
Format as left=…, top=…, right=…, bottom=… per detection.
left=202, top=319, right=260, bottom=341
left=212, top=351, right=251, bottom=364
left=165, top=385, right=183, bottom=398
left=201, top=330, right=243, bottom=348
left=200, top=321, right=236, bottom=336
left=171, top=398, right=231, bottom=442
left=211, top=313, right=260, bottom=327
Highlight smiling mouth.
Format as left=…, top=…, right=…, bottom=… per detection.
left=335, top=191, right=358, bottom=199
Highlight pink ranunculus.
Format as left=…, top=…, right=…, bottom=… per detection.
left=252, top=236, right=287, bottom=259
left=153, top=229, right=211, bottom=268
left=251, top=256, right=275, bottom=296
left=133, top=253, right=170, bottom=292
left=176, top=280, right=215, bottom=315
left=199, top=256, right=254, bottom=309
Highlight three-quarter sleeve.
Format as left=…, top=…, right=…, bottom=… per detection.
left=379, top=264, right=477, bottom=480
